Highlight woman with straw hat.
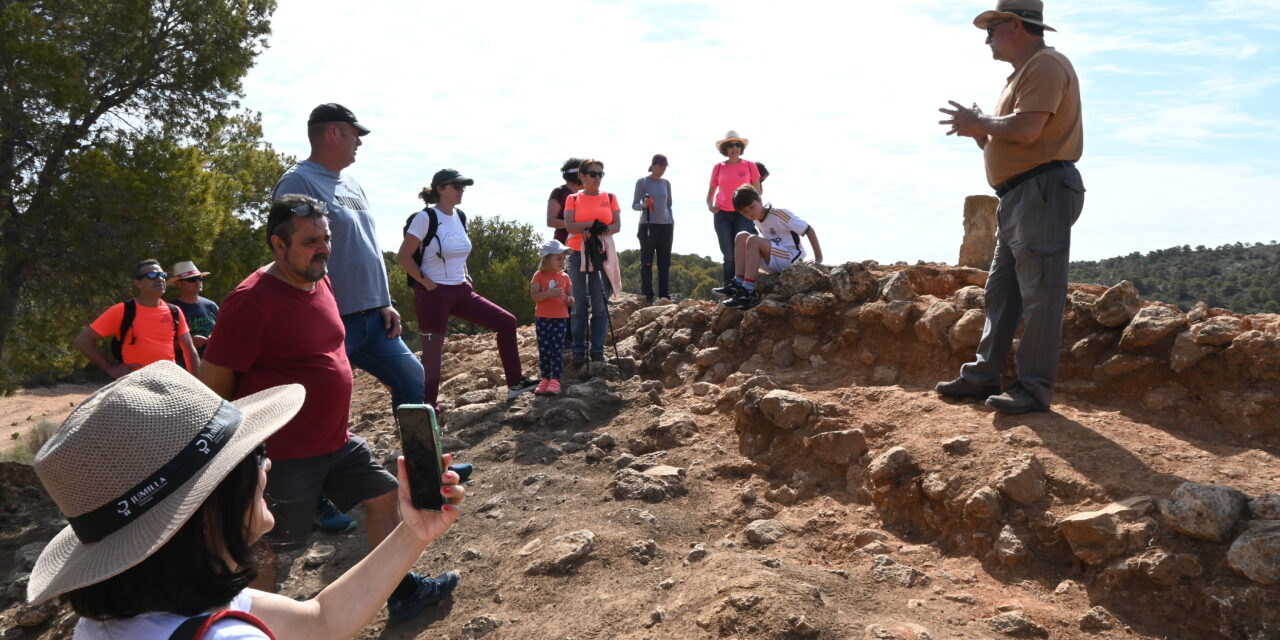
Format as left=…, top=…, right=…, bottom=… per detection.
left=705, top=130, right=762, bottom=291
left=27, top=361, right=465, bottom=639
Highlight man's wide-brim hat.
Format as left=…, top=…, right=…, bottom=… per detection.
left=167, top=260, right=210, bottom=285
left=973, top=0, right=1057, bottom=32
left=27, top=361, right=304, bottom=605
left=716, top=130, right=749, bottom=151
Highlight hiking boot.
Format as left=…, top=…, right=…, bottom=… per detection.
left=534, top=379, right=551, bottom=395
left=570, top=352, right=587, bottom=367
left=386, top=570, right=460, bottom=623
left=589, top=352, right=606, bottom=363
left=546, top=379, right=562, bottom=394
left=985, top=383, right=1048, bottom=414
left=314, top=496, right=357, bottom=535
left=724, top=290, right=759, bottom=310
left=935, top=376, right=1001, bottom=400
left=507, top=377, right=539, bottom=399
left=448, top=462, right=473, bottom=484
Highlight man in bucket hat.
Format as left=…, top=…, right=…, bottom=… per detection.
left=935, top=0, right=1085, bottom=414
left=200, top=195, right=460, bottom=623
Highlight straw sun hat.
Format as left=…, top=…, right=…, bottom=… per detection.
left=27, top=361, right=304, bottom=604
left=715, top=130, right=749, bottom=152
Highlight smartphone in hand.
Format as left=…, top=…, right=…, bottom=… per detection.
left=394, top=404, right=446, bottom=511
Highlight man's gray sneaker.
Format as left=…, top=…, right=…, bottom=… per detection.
left=985, top=383, right=1048, bottom=414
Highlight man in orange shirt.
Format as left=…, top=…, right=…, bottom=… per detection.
left=74, top=259, right=200, bottom=378
left=935, top=0, right=1085, bottom=414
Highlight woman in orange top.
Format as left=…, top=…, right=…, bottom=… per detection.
left=562, top=158, right=621, bottom=364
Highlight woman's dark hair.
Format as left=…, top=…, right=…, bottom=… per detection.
left=579, top=158, right=603, bottom=173
left=64, top=454, right=262, bottom=619
left=732, top=184, right=762, bottom=212
left=718, top=141, right=745, bottom=157
left=419, top=185, right=442, bottom=205
left=560, top=157, right=583, bottom=186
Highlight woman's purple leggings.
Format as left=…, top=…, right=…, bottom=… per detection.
left=412, top=282, right=521, bottom=407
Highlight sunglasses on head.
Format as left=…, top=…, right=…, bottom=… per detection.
left=581, top=170, right=605, bottom=179
left=289, top=201, right=328, bottom=218
left=181, top=276, right=203, bottom=283
left=137, top=271, right=168, bottom=280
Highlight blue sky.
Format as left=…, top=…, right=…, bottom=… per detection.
left=240, top=0, right=1280, bottom=265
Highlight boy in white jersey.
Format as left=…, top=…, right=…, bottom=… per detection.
left=722, top=185, right=823, bottom=309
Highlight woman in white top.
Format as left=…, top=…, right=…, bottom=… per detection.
left=397, top=169, right=536, bottom=409
left=27, top=361, right=465, bottom=640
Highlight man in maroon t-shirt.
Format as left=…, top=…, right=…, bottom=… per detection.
left=200, top=194, right=459, bottom=622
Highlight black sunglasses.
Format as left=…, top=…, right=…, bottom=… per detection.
left=986, top=19, right=1011, bottom=37
left=253, top=443, right=268, bottom=469
left=724, top=142, right=744, bottom=149
left=448, top=182, right=468, bottom=190
left=137, top=271, right=168, bottom=280
left=181, top=276, right=203, bottom=283
left=290, top=201, right=328, bottom=217
left=581, top=170, right=605, bottom=179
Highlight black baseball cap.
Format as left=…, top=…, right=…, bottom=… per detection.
left=307, top=103, right=370, bottom=136
left=431, top=168, right=475, bottom=187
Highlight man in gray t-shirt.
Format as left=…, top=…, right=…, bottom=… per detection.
left=274, top=104, right=426, bottom=411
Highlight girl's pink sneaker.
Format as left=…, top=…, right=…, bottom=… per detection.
left=535, top=379, right=550, bottom=395
left=546, top=379, right=562, bottom=394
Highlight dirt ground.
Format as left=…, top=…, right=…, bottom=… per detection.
left=2, top=269, right=1278, bottom=639
left=0, top=385, right=97, bottom=459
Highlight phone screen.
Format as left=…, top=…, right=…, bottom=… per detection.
left=395, top=404, right=445, bottom=511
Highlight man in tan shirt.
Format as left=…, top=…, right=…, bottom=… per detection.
left=935, top=0, right=1086, bottom=414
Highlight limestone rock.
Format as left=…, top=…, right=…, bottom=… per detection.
left=870, top=555, right=925, bottom=587
left=744, top=519, right=789, bottom=546
left=953, top=285, right=986, bottom=309
left=855, top=529, right=890, bottom=546
left=942, top=436, right=972, bottom=455
left=1170, top=331, right=1216, bottom=373
left=995, top=525, right=1029, bottom=566
left=780, top=262, right=829, bottom=295
left=1142, top=384, right=1187, bottom=410
left=791, top=334, right=819, bottom=359
left=694, top=347, right=727, bottom=367
left=1119, top=304, right=1188, bottom=350
left=881, top=300, right=915, bottom=333
left=790, top=292, right=836, bottom=315
left=804, top=429, right=868, bottom=464
left=1093, top=280, right=1141, bottom=327
left=993, top=455, right=1047, bottom=505
left=628, top=538, right=658, bottom=565
left=1249, top=494, right=1280, bottom=520
left=880, top=271, right=914, bottom=302
left=1058, top=497, right=1158, bottom=565
left=302, top=543, right=336, bottom=567
left=964, top=486, right=1003, bottom=523
left=867, top=446, right=913, bottom=485
left=985, top=610, right=1046, bottom=637
left=1133, top=547, right=1203, bottom=586
left=1069, top=290, right=1098, bottom=327
left=609, top=467, right=687, bottom=503
left=523, top=530, right=596, bottom=575
left=1079, top=606, right=1118, bottom=632
left=915, top=301, right=963, bottom=346
left=1227, top=520, right=1280, bottom=585
left=949, top=309, right=986, bottom=352
left=1096, top=354, right=1159, bottom=377
left=759, top=389, right=814, bottom=429
left=959, top=195, right=998, bottom=269
left=829, top=262, right=878, bottom=303
left=1160, top=482, right=1247, bottom=542
left=463, top=614, right=503, bottom=638
left=1191, top=315, right=1245, bottom=346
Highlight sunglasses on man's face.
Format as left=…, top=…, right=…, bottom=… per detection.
left=986, top=19, right=1011, bottom=37
left=290, top=201, right=328, bottom=218
left=182, top=276, right=203, bottom=283
left=137, top=271, right=168, bottom=281
left=581, top=170, right=605, bottom=179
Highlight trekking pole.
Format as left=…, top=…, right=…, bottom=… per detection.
left=594, top=268, right=621, bottom=363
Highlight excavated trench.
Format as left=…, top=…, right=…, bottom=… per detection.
left=613, top=260, right=1280, bottom=640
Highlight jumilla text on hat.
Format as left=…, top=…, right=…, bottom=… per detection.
left=119, top=477, right=170, bottom=516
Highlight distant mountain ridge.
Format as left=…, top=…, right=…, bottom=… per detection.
left=1070, top=242, right=1280, bottom=314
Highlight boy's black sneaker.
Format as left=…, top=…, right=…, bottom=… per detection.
left=724, top=290, right=759, bottom=310
left=507, top=377, right=539, bottom=399
left=713, top=281, right=747, bottom=298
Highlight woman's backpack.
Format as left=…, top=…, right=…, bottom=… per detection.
left=402, top=208, right=468, bottom=287
left=167, top=610, right=275, bottom=639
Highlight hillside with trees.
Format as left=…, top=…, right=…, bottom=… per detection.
left=1069, top=242, right=1280, bottom=314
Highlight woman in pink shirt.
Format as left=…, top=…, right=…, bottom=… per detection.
left=705, top=130, right=761, bottom=291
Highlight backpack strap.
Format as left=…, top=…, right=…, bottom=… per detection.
left=118, top=299, right=138, bottom=345
left=168, top=610, right=276, bottom=640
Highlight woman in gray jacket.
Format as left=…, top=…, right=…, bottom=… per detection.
left=631, top=153, right=673, bottom=305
